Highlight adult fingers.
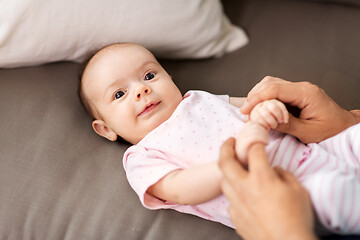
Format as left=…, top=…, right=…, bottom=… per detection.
left=221, top=180, right=242, bottom=206
left=275, top=115, right=324, bottom=143
left=219, top=138, right=248, bottom=182
left=241, top=76, right=287, bottom=114
left=247, top=143, right=274, bottom=178
left=241, top=77, right=310, bottom=115
left=273, top=166, right=298, bottom=184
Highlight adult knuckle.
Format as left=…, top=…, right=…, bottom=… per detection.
left=301, top=81, right=321, bottom=93
left=300, top=81, right=313, bottom=87
left=310, top=83, right=321, bottom=93
left=262, top=75, right=274, bottom=82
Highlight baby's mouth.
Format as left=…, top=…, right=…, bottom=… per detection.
left=138, top=102, right=161, bottom=116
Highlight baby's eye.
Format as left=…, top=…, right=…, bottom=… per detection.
left=144, top=72, right=155, bottom=81
left=114, top=90, right=126, bottom=100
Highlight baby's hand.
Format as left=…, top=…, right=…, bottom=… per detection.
left=249, top=99, right=289, bottom=130
left=235, top=122, right=269, bottom=165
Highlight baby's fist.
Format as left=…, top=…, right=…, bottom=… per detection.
left=250, top=99, right=289, bottom=130
left=236, top=122, right=269, bottom=165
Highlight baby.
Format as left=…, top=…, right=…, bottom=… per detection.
left=79, top=43, right=360, bottom=234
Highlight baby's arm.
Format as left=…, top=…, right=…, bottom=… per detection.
left=148, top=161, right=222, bottom=205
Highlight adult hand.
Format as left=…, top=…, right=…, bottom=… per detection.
left=241, top=76, right=360, bottom=143
left=219, top=138, right=317, bottom=240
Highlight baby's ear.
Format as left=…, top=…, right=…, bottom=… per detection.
left=92, top=120, right=117, bottom=141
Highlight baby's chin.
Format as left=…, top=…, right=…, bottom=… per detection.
left=129, top=119, right=168, bottom=144
left=120, top=126, right=156, bottom=145
left=125, top=103, right=178, bottom=144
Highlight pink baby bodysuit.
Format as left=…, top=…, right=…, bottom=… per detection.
left=123, top=90, right=360, bottom=233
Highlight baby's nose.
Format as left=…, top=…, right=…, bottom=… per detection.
left=135, top=87, right=151, bottom=100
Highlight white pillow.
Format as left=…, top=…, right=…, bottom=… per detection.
left=0, top=0, right=248, bottom=68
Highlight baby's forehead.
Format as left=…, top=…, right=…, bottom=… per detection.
left=83, top=43, right=154, bottom=91
left=89, top=44, right=153, bottom=73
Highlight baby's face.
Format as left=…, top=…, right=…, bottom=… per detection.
left=83, top=44, right=183, bottom=144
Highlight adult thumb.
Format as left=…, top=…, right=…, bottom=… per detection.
left=275, top=114, right=322, bottom=144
